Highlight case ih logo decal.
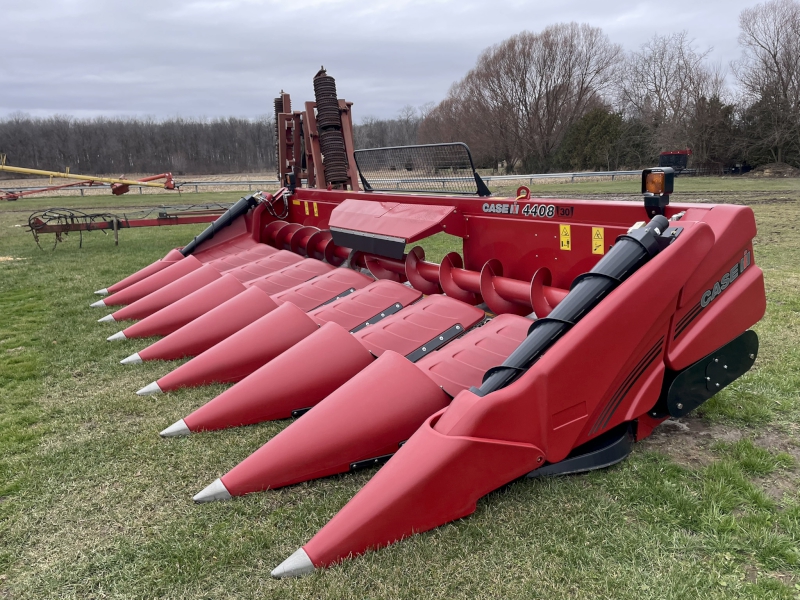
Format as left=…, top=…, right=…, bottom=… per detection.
left=673, top=249, right=752, bottom=341
left=700, top=250, right=751, bottom=308
left=481, top=203, right=574, bottom=219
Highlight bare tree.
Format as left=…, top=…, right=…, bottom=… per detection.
left=733, top=0, right=800, bottom=165
left=618, top=32, right=723, bottom=157
left=353, top=106, right=425, bottom=149
left=420, top=23, right=621, bottom=172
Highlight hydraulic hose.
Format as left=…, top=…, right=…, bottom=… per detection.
left=180, top=194, right=259, bottom=257
left=475, top=215, right=672, bottom=396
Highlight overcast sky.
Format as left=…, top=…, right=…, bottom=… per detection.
left=2, top=0, right=760, bottom=122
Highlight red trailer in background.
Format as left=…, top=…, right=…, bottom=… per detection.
left=659, top=148, right=692, bottom=174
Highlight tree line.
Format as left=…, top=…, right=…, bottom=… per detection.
left=0, top=116, right=276, bottom=176
left=1, top=0, right=797, bottom=177
left=381, top=0, right=800, bottom=173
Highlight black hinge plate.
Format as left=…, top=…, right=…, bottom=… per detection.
left=659, top=330, right=758, bottom=418
left=311, top=287, right=357, bottom=310
left=349, top=448, right=403, bottom=472
left=405, top=323, right=464, bottom=363
left=349, top=302, right=404, bottom=333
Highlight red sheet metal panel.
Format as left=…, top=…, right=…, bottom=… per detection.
left=308, top=280, right=422, bottom=330
left=195, top=236, right=259, bottom=262
left=106, top=248, right=185, bottom=294
left=192, top=209, right=260, bottom=261
left=353, top=294, right=485, bottom=357
left=137, top=270, right=374, bottom=361
left=272, top=268, right=373, bottom=311
left=415, top=314, right=531, bottom=397
left=226, top=250, right=304, bottom=282
left=219, top=351, right=450, bottom=494
left=183, top=321, right=375, bottom=427
left=329, top=199, right=455, bottom=242
left=247, top=259, right=334, bottom=296
left=157, top=302, right=322, bottom=390
left=102, top=255, right=203, bottom=306
left=110, top=264, right=223, bottom=321
left=122, top=274, right=249, bottom=338
left=209, top=244, right=278, bottom=270
left=138, top=287, right=280, bottom=361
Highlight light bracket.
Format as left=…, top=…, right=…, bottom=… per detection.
left=642, top=167, right=675, bottom=218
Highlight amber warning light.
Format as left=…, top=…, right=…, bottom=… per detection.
left=641, top=167, right=675, bottom=218
left=646, top=171, right=665, bottom=194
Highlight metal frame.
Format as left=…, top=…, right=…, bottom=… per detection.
left=353, top=142, right=490, bottom=196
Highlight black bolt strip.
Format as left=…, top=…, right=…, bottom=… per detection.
left=349, top=303, right=405, bottom=333
left=310, top=287, right=357, bottom=311
left=405, top=324, right=464, bottom=363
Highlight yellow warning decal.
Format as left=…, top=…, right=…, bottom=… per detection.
left=592, top=227, right=605, bottom=254
left=292, top=200, right=301, bottom=205
left=313, top=202, right=319, bottom=217
left=559, top=224, right=571, bottom=250
left=304, top=201, right=309, bottom=215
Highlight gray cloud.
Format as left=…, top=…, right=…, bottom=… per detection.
left=2, top=0, right=759, bottom=121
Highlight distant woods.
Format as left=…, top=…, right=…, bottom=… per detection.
left=419, top=0, right=800, bottom=173
left=0, top=116, right=276, bottom=176
left=1, top=0, right=798, bottom=176
left=0, top=110, right=426, bottom=177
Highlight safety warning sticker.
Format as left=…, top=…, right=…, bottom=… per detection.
left=592, top=227, right=605, bottom=254
left=560, top=224, right=571, bottom=250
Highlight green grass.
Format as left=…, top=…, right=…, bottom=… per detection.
left=490, top=174, right=800, bottom=198
left=1, top=178, right=799, bottom=599
left=3, top=189, right=246, bottom=213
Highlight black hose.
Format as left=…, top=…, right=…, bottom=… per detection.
left=475, top=215, right=671, bottom=396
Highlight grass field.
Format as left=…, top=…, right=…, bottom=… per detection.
left=1, top=177, right=799, bottom=599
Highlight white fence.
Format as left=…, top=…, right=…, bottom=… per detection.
left=3, top=169, right=646, bottom=196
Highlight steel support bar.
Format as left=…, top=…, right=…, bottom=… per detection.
left=30, top=214, right=224, bottom=234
